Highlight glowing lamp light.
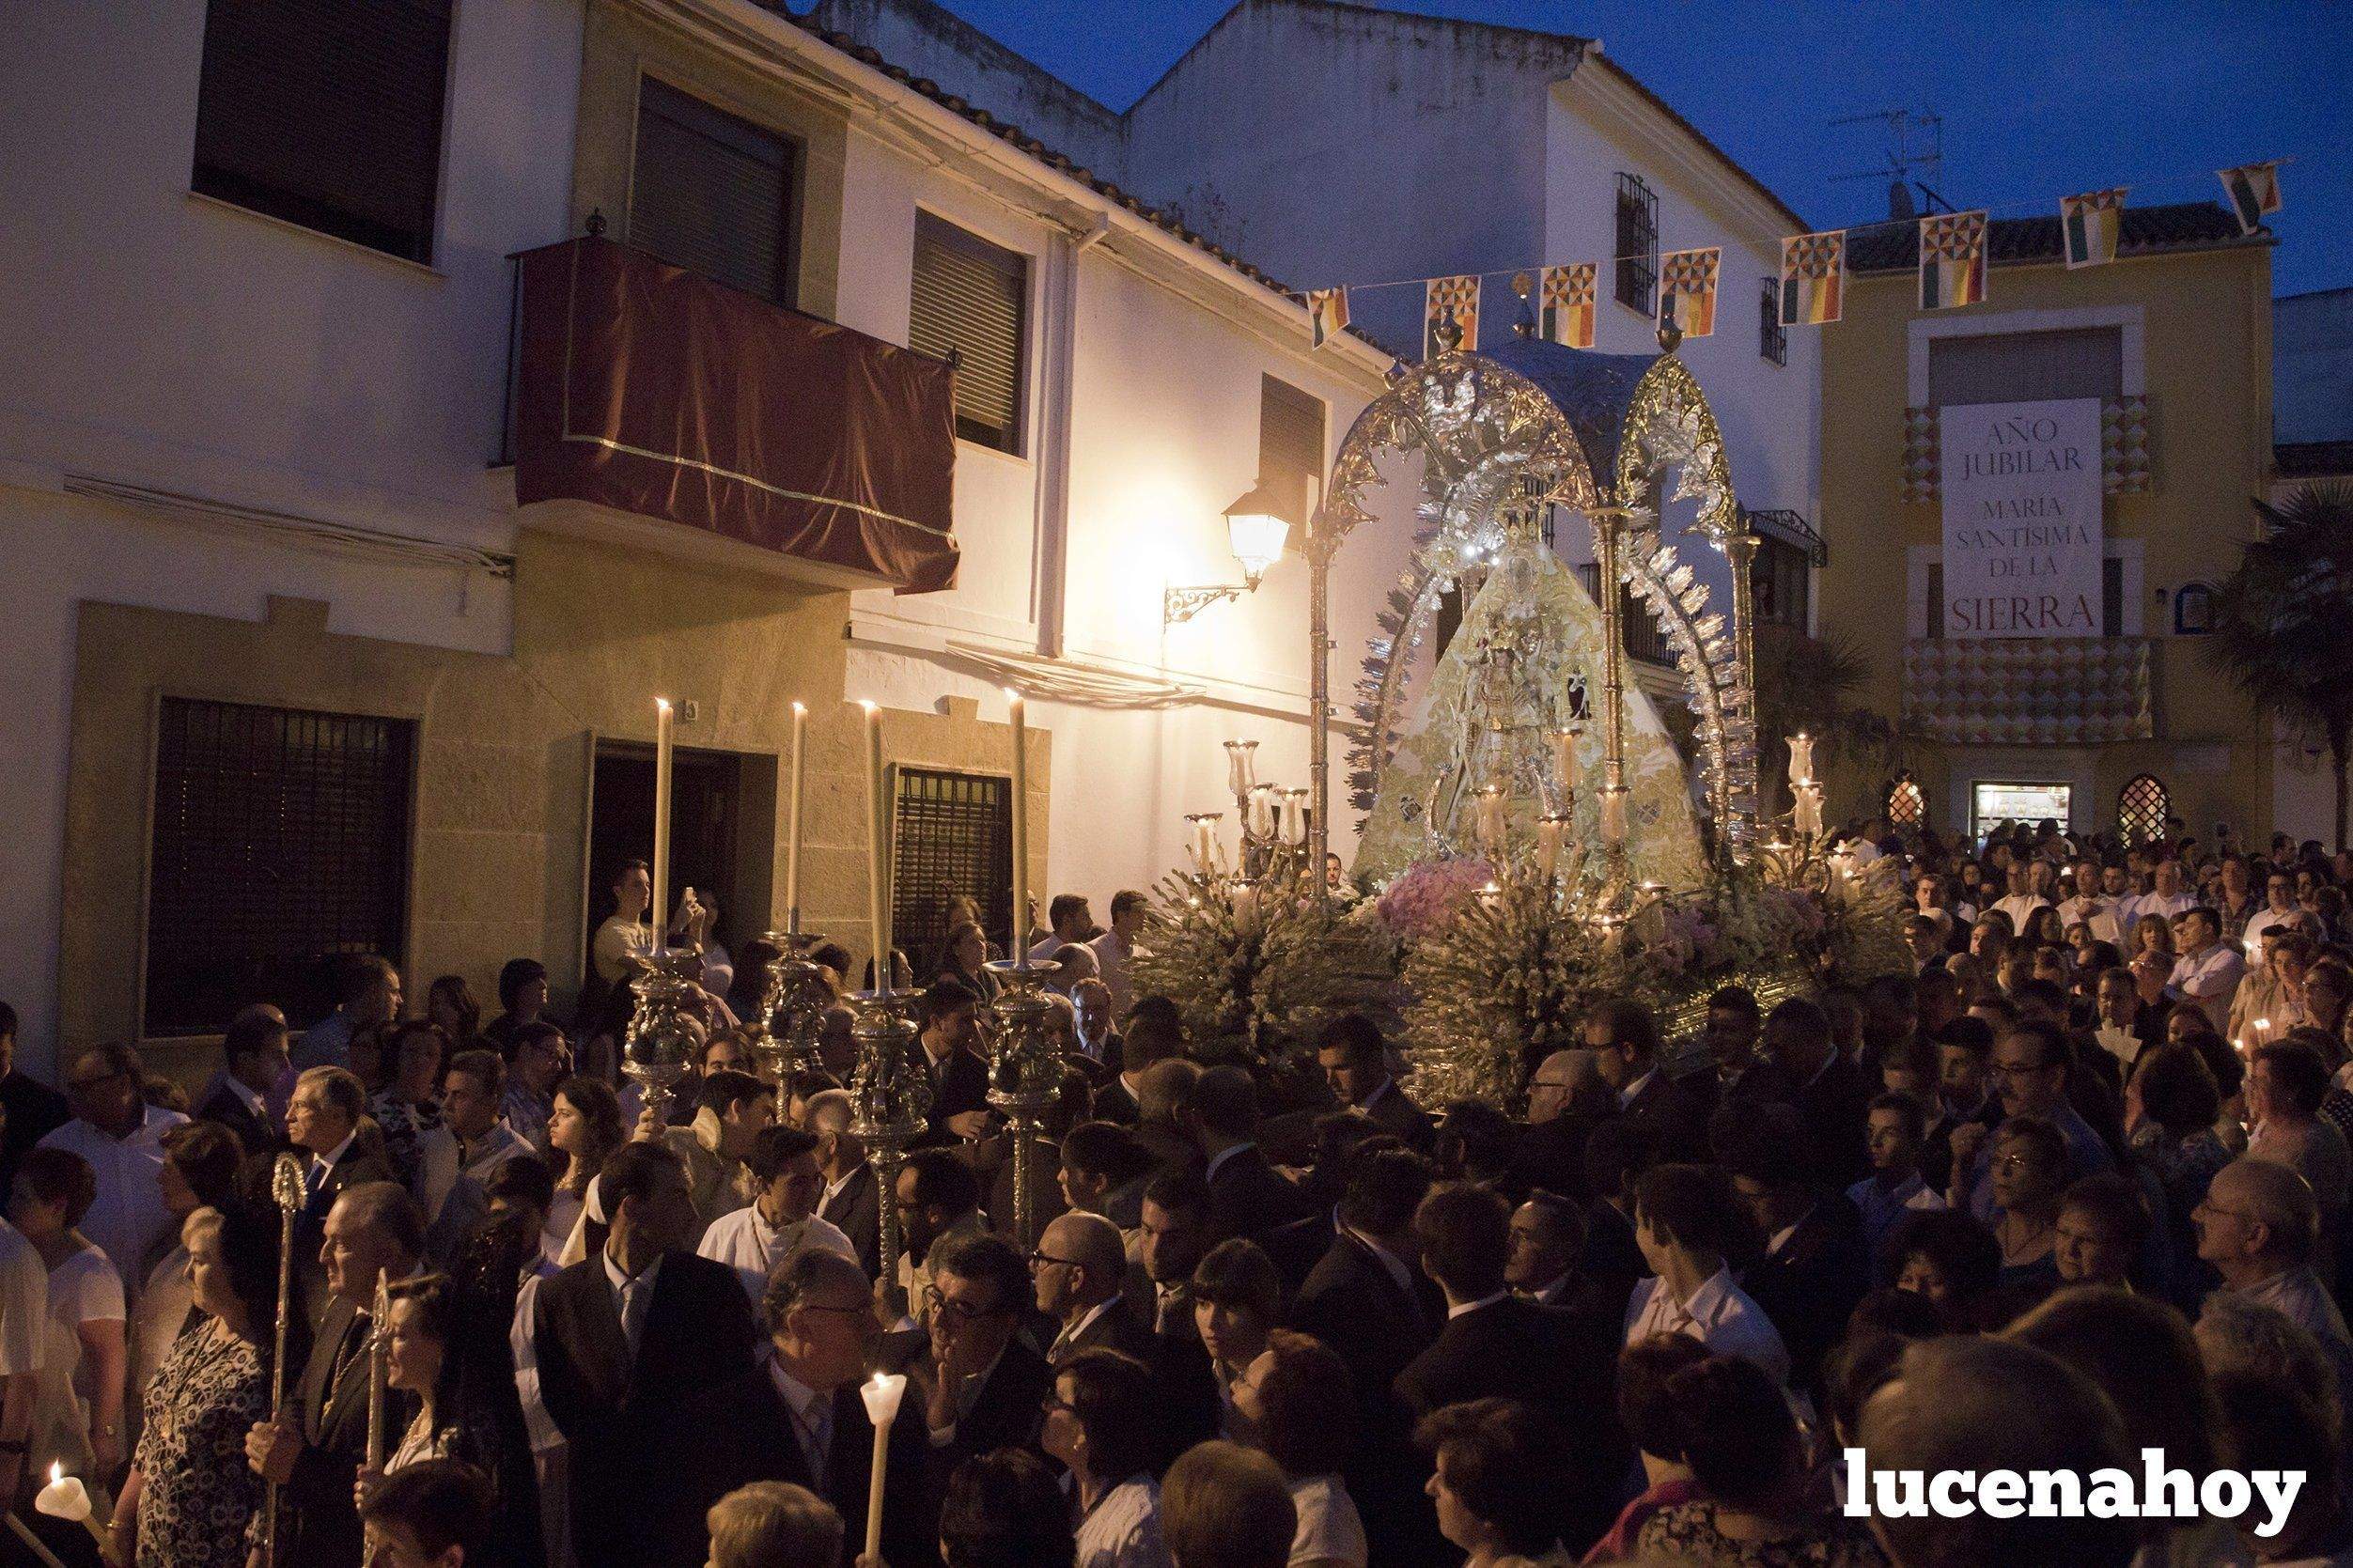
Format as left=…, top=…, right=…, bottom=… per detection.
left=1223, top=494, right=1290, bottom=587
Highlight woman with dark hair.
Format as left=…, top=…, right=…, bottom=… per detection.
left=426, top=976, right=483, bottom=1050
left=371, top=1019, right=451, bottom=1188
left=110, top=1204, right=276, bottom=1568
left=11, top=1145, right=127, bottom=1484
left=938, top=920, right=1001, bottom=1002
left=1415, top=1398, right=1570, bottom=1566
left=2126, top=1042, right=2234, bottom=1259
left=483, top=958, right=551, bottom=1055
left=1191, top=1238, right=1281, bottom=1437
left=1232, top=1328, right=1363, bottom=1568
left=130, top=1122, right=243, bottom=1421
left=545, top=1077, right=623, bottom=1265
left=1636, top=1357, right=1885, bottom=1566
left=1889, top=1209, right=2002, bottom=1330
left=2021, top=905, right=2066, bottom=953
left=939, top=1449, right=1078, bottom=1568
left=1041, top=1347, right=1172, bottom=1568
left=1985, top=1116, right=2067, bottom=1297
left=1584, top=1334, right=1711, bottom=1562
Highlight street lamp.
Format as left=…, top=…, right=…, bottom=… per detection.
left=1164, top=478, right=1293, bottom=624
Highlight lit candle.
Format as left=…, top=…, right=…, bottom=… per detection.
left=1186, top=813, right=1220, bottom=876
left=785, top=702, right=807, bottom=933
left=860, top=702, right=891, bottom=989
left=1552, top=728, right=1580, bottom=797
left=652, top=698, right=675, bottom=958
left=1233, top=878, right=1259, bottom=921
left=35, top=1462, right=101, bottom=1545
left=1225, top=739, right=1258, bottom=798
left=860, top=1373, right=908, bottom=1562
left=1007, top=691, right=1029, bottom=967
left=1787, top=732, right=1815, bottom=789
left=1248, top=786, right=1276, bottom=841
left=1280, top=789, right=1308, bottom=846
left=1599, top=786, right=1628, bottom=846
left=1537, top=815, right=1564, bottom=881
left=1795, top=782, right=1824, bottom=839
left=1475, top=785, right=1506, bottom=852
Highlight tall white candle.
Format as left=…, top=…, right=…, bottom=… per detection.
left=1552, top=728, right=1580, bottom=797
left=1599, top=786, right=1628, bottom=846
left=652, top=698, right=675, bottom=958
left=785, top=702, right=806, bottom=933
left=1248, top=786, right=1275, bottom=841
left=1007, top=691, right=1029, bottom=966
left=1475, top=785, right=1506, bottom=853
left=861, top=702, right=891, bottom=989
left=860, top=1373, right=907, bottom=1561
left=1537, top=815, right=1563, bottom=880
left=1188, top=815, right=1218, bottom=876
left=1280, top=789, right=1307, bottom=846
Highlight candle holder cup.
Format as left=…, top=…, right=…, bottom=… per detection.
left=623, top=948, right=709, bottom=1124
left=746, top=930, right=835, bottom=1101
left=848, top=987, right=931, bottom=1296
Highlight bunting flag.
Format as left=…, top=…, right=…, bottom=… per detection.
left=2062, top=188, right=2127, bottom=268
left=1657, top=247, right=1720, bottom=338
left=1539, top=263, right=1597, bottom=349
left=1424, top=274, right=1480, bottom=356
left=2218, top=161, right=2283, bottom=235
left=1919, top=210, right=1988, bottom=310
left=1307, top=287, right=1349, bottom=349
left=1779, top=231, right=1846, bottom=326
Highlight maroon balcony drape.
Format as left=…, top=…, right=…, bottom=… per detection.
left=513, top=235, right=958, bottom=593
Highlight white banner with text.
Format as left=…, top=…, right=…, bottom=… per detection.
left=1940, top=397, right=2104, bottom=638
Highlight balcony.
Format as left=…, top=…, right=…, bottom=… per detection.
left=506, top=235, right=958, bottom=594
left=1902, top=637, right=2155, bottom=745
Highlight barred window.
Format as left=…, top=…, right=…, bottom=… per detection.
left=1759, top=275, right=1787, bottom=365
left=145, top=699, right=414, bottom=1037
left=630, top=76, right=800, bottom=305
left=191, top=0, right=454, bottom=264
left=893, top=768, right=1014, bottom=973
left=2118, top=773, right=2169, bottom=847
left=911, top=213, right=1028, bottom=454
left=1753, top=536, right=1811, bottom=629
left=1887, top=772, right=1926, bottom=830
left=1613, top=173, right=1659, bottom=315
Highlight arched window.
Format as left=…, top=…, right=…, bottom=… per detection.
left=2174, top=582, right=2217, bottom=636
left=2118, top=773, right=2169, bottom=847
left=1886, top=771, right=1926, bottom=830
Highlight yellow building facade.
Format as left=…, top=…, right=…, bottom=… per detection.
left=1815, top=203, right=2275, bottom=844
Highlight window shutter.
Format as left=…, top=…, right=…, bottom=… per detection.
left=629, top=78, right=796, bottom=304
left=1927, top=327, right=2125, bottom=407
left=910, top=214, right=1027, bottom=453
left=191, top=0, right=453, bottom=264
left=1258, top=376, right=1327, bottom=526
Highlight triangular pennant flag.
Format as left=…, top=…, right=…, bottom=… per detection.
left=2219, top=161, right=2283, bottom=234
left=1658, top=247, right=1720, bottom=338
left=1539, top=263, right=1597, bottom=349
left=1424, top=275, right=1480, bottom=357
left=1918, top=210, right=1987, bottom=310
left=1779, top=231, right=1845, bottom=326
left=2062, top=188, right=2127, bottom=268
left=1307, top=287, right=1349, bottom=349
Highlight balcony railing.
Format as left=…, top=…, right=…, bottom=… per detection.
left=1575, top=565, right=1673, bottom=664
left=506, top=235, right=958, bottom=593
left=1902, top=636, right=2155, bottom=745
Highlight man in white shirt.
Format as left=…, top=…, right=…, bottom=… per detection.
left=2125, top=858, right=2197, bottom=935
left=0, top=1216, right=46, bottom=1501
left=416, top=1048, right=534, bottom=1253
left=41, top=1045, right=188, bottom=1295
left=1621, top=1162, right=1791, bottom=1388
left=2055, top=858, right=2121, bottom=946
left=2168, top=907, right=2248, bottom=1035
left=697, top=1126, right=855, bottom=1301
left=1087, top=891, right=1148, bottom=1021
left=2243, top=870, right=2302, bottom=967
left=1027, top=894, right=1095, bottom=964
left=1990, top=863, right=2050, bottom=937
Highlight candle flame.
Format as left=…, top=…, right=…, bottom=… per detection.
left=790, top=700, right=805, bottom=715
left=48, top=1463, right=59, bottom=1485
left=859, top=699, right=878, bottom=714
left=656, top=697, right=671, bottom=712
left=1003, top=688, right=1021, bottom=706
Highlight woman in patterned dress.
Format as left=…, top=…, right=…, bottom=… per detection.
left=108, top=1203, right=277, bottom=1568
left=370, top=1021, right=452, bottom=1189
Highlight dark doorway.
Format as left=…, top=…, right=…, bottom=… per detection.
left=586, top=741, right=776, bottom=993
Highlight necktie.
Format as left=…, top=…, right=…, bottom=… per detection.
left=307, top=1159, right=330, bottom=1198
left=618, top=1273, right=651, bottom=1361
left=797, top=1397, right=832, bottom=1477
left=1155, top=1285, right=1179, bottom=1335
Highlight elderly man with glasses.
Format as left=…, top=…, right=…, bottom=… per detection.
left=1944, top=1022, right=2113, bottom=1221
left=914, top=1234, right=1052, bottom=1476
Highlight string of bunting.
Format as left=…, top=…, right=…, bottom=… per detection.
left=1301, top=158, right=2288, bottom=351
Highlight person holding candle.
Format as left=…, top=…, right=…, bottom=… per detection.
left=112, top=1203, right=273, bottom=1568
left=8, top=1148, right=127, bottom=1490
left=1041, top=1347, right=1174, bottom=1568
left=739, top=1248, right=936, bottom=1568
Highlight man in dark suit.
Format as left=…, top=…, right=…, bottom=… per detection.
left=914, top=1234, right=1052, bottom=1479
left=287, top=1065, right=395, bottom=1319
left=1395, top=1183, right=1628, bottom=1556
left=1089, top=1003, right=1183, bottom=1127
left=0, top=1002, right=68, bottom=1204
left=1511, top=1049, right=1611, bottom=1200
left=1317, top=1014, right=1435, bottom=1152
left=193, top=1006, right=288, bottom=1157
left=913, top=979, right=993, bottom=1149
left=533, top=1141, right=760, bottom=1568
left=1723, top=1107, right=1869, bottom=1392
left=1033, top=1211, right=1153, bottom=1365
left=806, top=1089, right=880, bottom=1278
left=737, top=1249, right=937, bottom=1567
left=1588, top=1000, right=1709, bottom=1164
left=1185, top=1067, right=1312, bottom=1244
left=244, top=1181, right=421, bottom=1568
left=1759, top=998, right=1876, bottom=1191
left=1136, top=1170, right=1214, bottom=1343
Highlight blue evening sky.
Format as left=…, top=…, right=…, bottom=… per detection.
left=899, top=0, right=2352, bottom=299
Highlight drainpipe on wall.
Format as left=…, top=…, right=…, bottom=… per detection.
left=1030, top=212, right=1112, bottom=660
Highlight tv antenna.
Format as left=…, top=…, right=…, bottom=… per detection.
left=1831, top=108, right=1951, bottom=219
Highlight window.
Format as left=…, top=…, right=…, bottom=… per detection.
left=1887, top=772, right=1926, bottom=830
left=190, top=0, right=453, bottom=264
left=1259, top=376, right=1327, bottom=528
left=1971, top=782, right=2071, bottom=839
left=893, top=768, right=1014, bottom=972
left=1927, top=327, right=2124, bottom=407
left=1928, top=558, right=2124, bottom=637
left=1752, top=536, right=1810, bottom=629
left=2174, top=582, right=2217, bottom=636
left=145, top=699, right=414, bottom=1037
left=2118, top=773, right=2169, bottom=846
left=1758, top=275, right=1786, bottom=365
left=1576, top=564, right=1670, bottom=664
left=910, top=213, right=1029, bottom=454
left=629, top=77, right=800, bottom=305
left=1613, top=173, right=1659, bottom=315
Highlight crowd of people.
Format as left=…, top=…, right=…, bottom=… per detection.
left=7, top=822, right=2353, bottom=1565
